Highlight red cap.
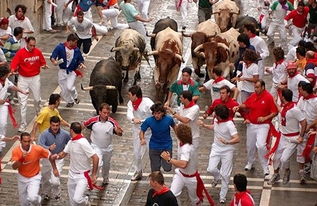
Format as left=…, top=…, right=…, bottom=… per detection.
left=286, top=61, right=297, bottom=70
left=0, top=18, right=9, bottom=26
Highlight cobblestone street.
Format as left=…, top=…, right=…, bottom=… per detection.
left=0, top=0, right=317, bottom=206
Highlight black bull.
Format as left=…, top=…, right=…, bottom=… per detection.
left=81, top=57, right=123, bottom=114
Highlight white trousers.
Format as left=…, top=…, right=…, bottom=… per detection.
left=18, top=75, right=41, bottom=128
left=289, top=26, right=304, bottom=49
left=17, top=173, right=42, bottom=206
left=55, top=0, right=68, bottom=25
left=133, top=128, right=150, bottom=172
left=207, top=150, right=233, bottom=200
left=41, top=158, right=64, bottom=196
left=273, top=135, right=305, bottom=170
left=102, top=8, right=129, bottom=30
left=58, top=70, right=78, bottom=104
left=246, top=123, right=269, bottom=171
left=267, top=22, right=287, bottom=48
left=67, top=170, right=89, bottom=206
left=137, top=0, right=151, bottom=19
left=0, top=104, right=8, bottom=152
left=128, top=21, right=146, bottom=36
left=178, top=0, right=189, bottom=25
left=171, top=168, right=199, bottom=206
left=258, top=60, right=264, bottom=80
left=43, top=1, right=53, bottom=30
left=92, top=144, right=112, bottom=180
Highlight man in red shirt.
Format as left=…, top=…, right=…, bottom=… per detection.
left=234, top=80, right=278, bottom=176
left=285, top=1, right=310, bottom=49
left=230, top=174, right=255, bottom=206
left=203, top=85, right=239, bottom=122
left=11, top=36, right=48, bottom=132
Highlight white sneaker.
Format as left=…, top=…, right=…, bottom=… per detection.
left=268, top=173, right=280, bottom=185
left=219, top=198, right=226, bottom=204
left=18, top=125, right=26, bottom=133
left=211, top=179, right=221, bottom=188
left=244, top=163, right=253, bottom=171
left=264, top=167, right=270, bottom=176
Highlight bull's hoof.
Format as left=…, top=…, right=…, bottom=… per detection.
left=124, top=78, right=129, bottom=82
left=194, top=69, right=204, bottom=78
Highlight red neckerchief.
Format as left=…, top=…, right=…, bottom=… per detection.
left=152, top=186, right=170, bottom=197
left=132, top=98, right=142, bottom=110
left=0, top=79, right=4, bottom=86
left=249, top=33, right=256, bottom=38
left=281, top=102, right=295, bottom=126
left=275, top=59, right=284, bottom=66
left=16, top=14, right=25, bottom=21
left=303, top=93, right=317, bottom=100
left=64, top=42, right=77, bottom=50
left=71, top=134, right=84, bottom=141
left=288, top=72, right=298, bottom=78
left=234, top=191, right=252, bottom=205
left=179, top=141, right=184, bottom=147
left=212, top=76, right=225, bottom=84
left=184, top=100, right=196, bottom=109
left=177, top=78, right=194, bottom=86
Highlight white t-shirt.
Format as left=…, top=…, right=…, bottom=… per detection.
left=179, top=104, right=200, bottom=139
left=241, top=63, right=259, bottom=92
left=287, top=74, right=309, bottom=102
left=8, top=15, right=34, bottom=33
left=0, top=49, right=6, bottom=62
left=127, top=97, right=154, bottom=135
left=249, top=35, right=269, bottom=60
left=65, top=47, right=74, bottom=67
left=64, top=137, right=95, bottom=173
left=68, top=17, right=93, bottom=39
left=203, top=79, right=235, bottom=100
left=279, top=105, right=305, bottom=134
left=178, top=143, right=197, bottom=175
left=272, top=61, right=287, bottom=84
left=0, top=27, right=12, bottom=39
left=297, top=96, right=317, bottom=125
left=212, top=120, right=237, bottom=153
left=90, top=120, right=114, bottom=151
left=0, top=78, right=13, bottom=102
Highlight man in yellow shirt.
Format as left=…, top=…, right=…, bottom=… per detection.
left=30, top=94, right=70, bottom=141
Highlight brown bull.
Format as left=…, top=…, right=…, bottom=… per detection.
left=213, top=0, right=240, bottom=32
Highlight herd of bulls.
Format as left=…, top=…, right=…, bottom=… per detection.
left=82, top=0, right=261, bottom=113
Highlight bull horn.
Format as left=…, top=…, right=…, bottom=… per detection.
left=110, top=46, right=122, bottom=52
left=105, top=85, right=116, bottom=89
left=217, top=42, right=229, bottom=51
left=146, top=31, right=156, bottom=38
left=193, top=44, right=204, bottom=54
left=212, top=11, right=220, bottom=14
left=133, top=47, right=140, bottom=52
left=81, top=84, right=93, bottom=91
left=206, top=34, right=216, bottom=39
left=147, top=51, right=159, bottom=56
left=175, top=54, right=184, bottom=63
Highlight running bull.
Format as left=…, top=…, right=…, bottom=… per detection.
left=81, top=57, right=123, bottom=113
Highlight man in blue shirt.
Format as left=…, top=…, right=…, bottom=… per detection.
left=39, top=116, right=71, bottom=201
left=140, top=102, right=176, bottom=172
left=50, top=34, right=85, bottom=107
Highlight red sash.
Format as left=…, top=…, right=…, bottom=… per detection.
left=179, top=170, right=215, bottom=206
left=302, top=133, right=316, bottom=162
left=83, top=170, right=105, bottom=190
left=6, top=100, right=18, bottom=128
left=282, top=132, right=300, bottom=137
left=265, top=123, right=281, bottom=159
left=176, top=0, right=183, bottom=11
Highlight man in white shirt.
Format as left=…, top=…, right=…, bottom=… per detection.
left=269, top=89, right=307, bottom=185
left=67, top=10, right=98, bottom=54
left=244, top=24, right=269, bottom=79
left=43, top=0, right=58, bottom=33
left=161, top=124, right=214, bottom=205
left=0, top=18, right=12, bottom=46
left=8, top=5, right=34, bottom=34
left=200, top=104, right=240, bottom=204
left=200, top=68, right=239, bottom=101
left=52, top=122, right=99, bottom=206
left=127, top=85, right=154, bottom=181
left=83, top=103, right=123, bottom=185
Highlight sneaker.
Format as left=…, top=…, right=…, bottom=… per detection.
left=102, top=177, right=109, bottom=186
left=74, top=98, right=80, bottom=104
left=211, top=179, right=221, bottom=188
left=219, top=198, right=226, bottom=204
left=66, top=102, right=74, bottom=107
left=131, top=171, right=142, bottom=181
left=299, top=170, right=306, bottom=184
left=18, top=125, right=26, bottom=133
left=283, top=169, right=291, bottom=184
left=43, top=194, right=50, bottom=201
left=268, top=173, right=280, bottom=185
left=264, top=167, right=270, bottom=176
left=244, top=163, right=253, bottom=171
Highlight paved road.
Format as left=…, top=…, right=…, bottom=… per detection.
left=0, top=0, right=317, bottom=206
